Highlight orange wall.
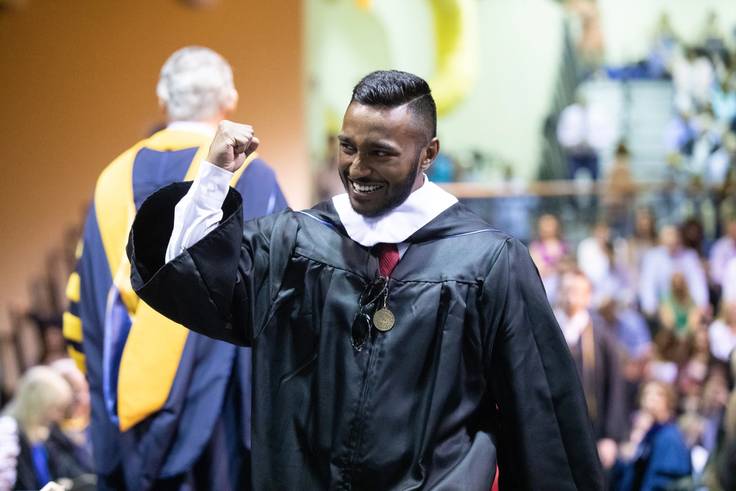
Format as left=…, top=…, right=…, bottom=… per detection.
left=0, top=0, right=307, bottom=305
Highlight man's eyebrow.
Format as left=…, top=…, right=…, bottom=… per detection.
left=369, top=141, right=400, bottom=152
left=337, top=135, right=400, bottom=152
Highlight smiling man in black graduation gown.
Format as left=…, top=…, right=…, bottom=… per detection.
left=127, top=70, right=603, bottom=490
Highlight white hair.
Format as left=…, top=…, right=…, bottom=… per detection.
left=156, top=46, right=237, bottom=122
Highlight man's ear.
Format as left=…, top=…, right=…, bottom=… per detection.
left=421, top=137, right=440, bottom=173
left=222, top=88, right=239, bottom=116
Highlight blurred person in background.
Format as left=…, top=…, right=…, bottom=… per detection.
left=597, top=295, right=652, bottom=416
left=62, top=46, right=287, bottom=490
left=529, top=213, right=569, bottom=303
left=603, top=143, right=636, bottom=236
left=672, top=47, right=715, bottom=113
left=723, top=256, right=736, bottom=305
left=703, top=351, right=736, bottom=491
left=664, top=110, right=698, bottom=158
left=554, top=270, right=627, bottom=472
left=680, top=217, right=706, bottom=258
left=709, top=301, right=736, bottom=366
left=577, top=222, right=611, bottom=289
left=0, top=366, right=91, bottom=490
left=699, top=10, right=728, bottom=63
left=556, top=94, right=616, bottom=182
left=712, top=75, right=736, bottom=129
left=49, top=359, right=91, bottom=470
left=690, top=108, right=726, bottom=183
left=646, top=12, right=680, bottom=79
left=615, top=207, right=658, bottom=295
left=0, top=417, right=19, bottom=491
left=710, top=214, right=736, bottom=297
left=611, top=381, right=692, bottom=491
left=639, top=225, right=709, bottom=319
left=655, top=272, right=703, bottom=366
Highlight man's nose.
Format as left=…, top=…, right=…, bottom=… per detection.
left=348, top=155, right=371, bottom=179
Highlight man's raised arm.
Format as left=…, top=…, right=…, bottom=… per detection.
left=166, top=121, right=260, bottom=260
left=127, top=121, right=267, bottom=346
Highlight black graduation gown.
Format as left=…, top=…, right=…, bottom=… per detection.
left=127, top=183, right=603, bottom=491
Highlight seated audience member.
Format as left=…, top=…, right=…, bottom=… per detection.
left=699, top=366, right=731, bottom=452
left=723, top=257, right=736, bottom=305
left=656, top=272, right=702, bottom=365
left=710, top=215, right=736, bottom=294
left=639, top=225, right=709, bottom=318
left=0, top=417, right=19, bottom=491
left=49, top=360, right=91, bottom=470
left=703, top=351, right=736, bottom=491
left=709, top=301, right=736, bottom=365
left=577, top=222, right=613, bottom=293
left=0, top=366, right=91, bottom=489
left=598, top=296, right=652, bottom=415
left=554, top=270, right=628, bottom=469
left=611, top=381, right=692, bottom=491
left=529, top=213, right=568, bottom=302
left=712, top=79, right=736, bottom=128
left=616, top=207, right=658, bottom=291
left=672, top=47, right=715, bottom=112
left=680, top=217, right=706, bottom=258
left=599, top=296, right=652, bottom=363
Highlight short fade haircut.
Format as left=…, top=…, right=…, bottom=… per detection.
left=351, top=70, right=437, bottom=140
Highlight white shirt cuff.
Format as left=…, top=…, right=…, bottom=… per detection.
left=164, top=161, right=234, bottom=262
left=190, top=160, right=234, bottom=210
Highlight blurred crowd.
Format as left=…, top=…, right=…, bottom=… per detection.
left=660, top=11, right=736, bottom=196
left=531, top=207, right=736, bottom=489
left=558, top=10, right=736, bottom=191
left=532, top=16, right=736, bottom=490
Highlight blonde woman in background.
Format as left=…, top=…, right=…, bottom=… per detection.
left=0, top=366, right=91, bottom=490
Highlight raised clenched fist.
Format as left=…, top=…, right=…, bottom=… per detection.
left=207, top=120, right=260, bottom=173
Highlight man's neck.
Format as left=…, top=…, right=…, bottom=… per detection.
left=166, top=120, right=217, bottom=136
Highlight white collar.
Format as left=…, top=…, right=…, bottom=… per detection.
left=331, top=177, right=458, bottom=247
left=166, top=121, right=216, bottom=137
left=555, top=309, right=591, bottom=347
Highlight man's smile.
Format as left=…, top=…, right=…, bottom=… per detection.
left=349, top=179, right=386, bottom=195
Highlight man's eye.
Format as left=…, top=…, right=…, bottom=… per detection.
left=374, top=150, right=390, bottom=157
left=340, top=143, right=356, bottom=154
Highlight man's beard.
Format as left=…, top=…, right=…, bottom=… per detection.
left=360, top=156, right=421, bottom=218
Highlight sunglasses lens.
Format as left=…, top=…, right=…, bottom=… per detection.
left=351, top=313, right=371, bottom=351
left=365, top=277, right=386, bottom=306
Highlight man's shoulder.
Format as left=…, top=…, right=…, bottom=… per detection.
left=412, top=201, right=517, bottom=252
left=95, top=129, right=211, bottom=194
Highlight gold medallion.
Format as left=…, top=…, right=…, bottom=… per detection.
left=373, top=308, right=395, bottom=332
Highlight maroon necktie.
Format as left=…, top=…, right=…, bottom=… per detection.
left=376, top=243, right=400, bottom=277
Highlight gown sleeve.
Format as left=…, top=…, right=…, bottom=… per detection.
left=484, top=238, right=604, bottom=490
left=126, top=182, right=294, bottom=347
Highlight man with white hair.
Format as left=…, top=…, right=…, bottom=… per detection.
left=62, top=46, right=286, bottom=490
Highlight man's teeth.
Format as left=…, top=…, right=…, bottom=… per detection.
left=352, top=182, right=383, bottom=193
